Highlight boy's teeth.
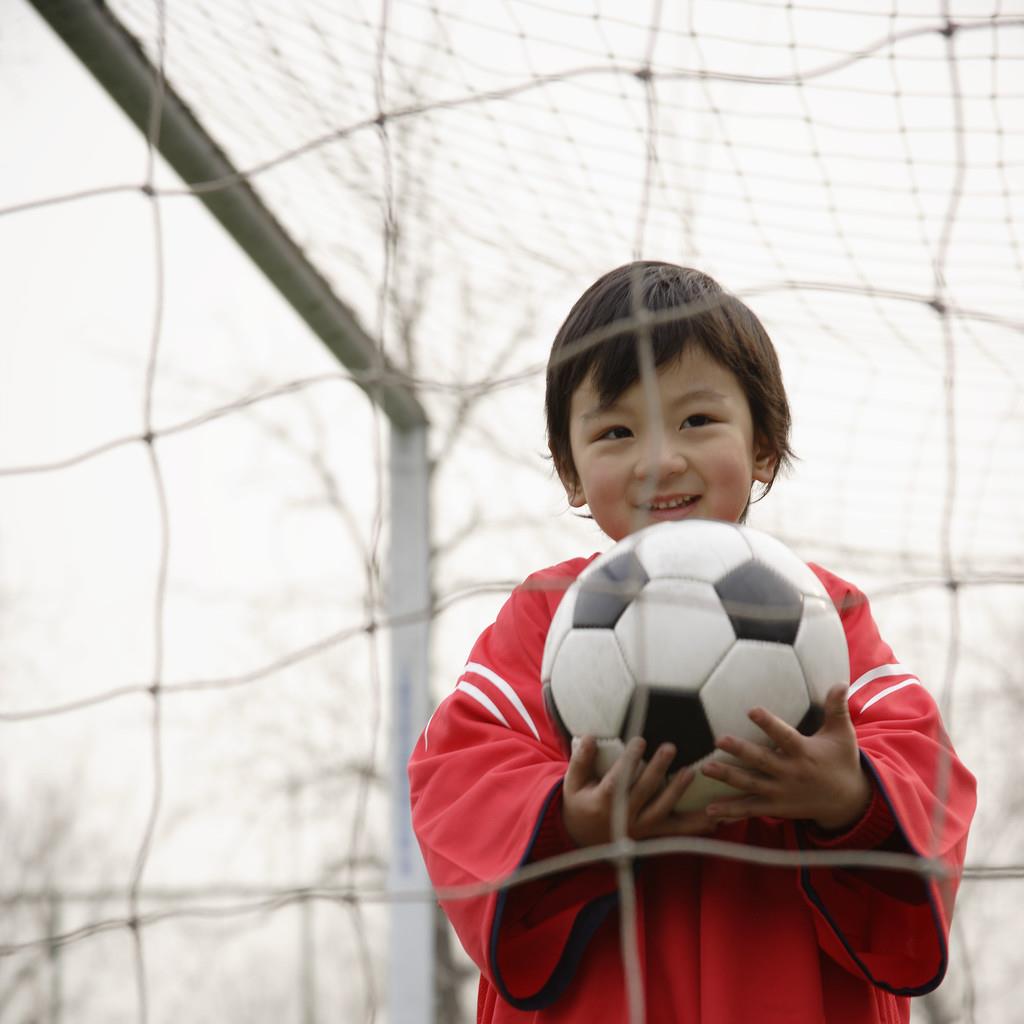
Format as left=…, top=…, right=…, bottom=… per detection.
left=648, top=496, right=695, bottom=510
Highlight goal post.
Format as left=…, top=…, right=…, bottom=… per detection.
left=388, top=423, right=434, bottom=1023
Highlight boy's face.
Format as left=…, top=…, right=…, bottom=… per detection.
left=560, top=346, right=775, bottom=541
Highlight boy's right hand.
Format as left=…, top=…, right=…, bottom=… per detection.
left=561, top=735, right=716, bottom=847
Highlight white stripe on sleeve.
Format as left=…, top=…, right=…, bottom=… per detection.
left=848, top=663, right=912, bottom=698
left=860, top=678, right=920, bottom=713
left=423, top=706, right=437, bottom=750
left=463, top=661, right=541, bottom=741
left=456, top=680, right=511, bottom=729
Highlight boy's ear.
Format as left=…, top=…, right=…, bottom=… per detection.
left=551, top=446, right=586, bottom=507
left=564, top=477, right=586, bottom=508
left=752, top=438, right=777, bottom=484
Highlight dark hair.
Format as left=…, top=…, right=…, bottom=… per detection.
left=545, top=261, right=794, bottom=506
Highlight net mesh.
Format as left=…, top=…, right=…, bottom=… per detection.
left=1, top=1, right=1021, bottom=1021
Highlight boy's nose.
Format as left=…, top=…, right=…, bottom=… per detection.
left=634, top=440, right=687, bottom=482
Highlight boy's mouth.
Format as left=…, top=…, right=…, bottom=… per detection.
left=642, top=495, right=699, bottom=512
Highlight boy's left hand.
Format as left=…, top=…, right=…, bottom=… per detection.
left=700, top=685, right=871, bottom=832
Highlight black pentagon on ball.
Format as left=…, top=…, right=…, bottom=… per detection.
left=572, top=548, right=649, bottom=629
left=714, top=560, right=804, bottom=645
left=796, top=702, right=825, bottom=737
left=622, top=686, right=715, bottom=775
left=542, top=683, right=572, bottom=756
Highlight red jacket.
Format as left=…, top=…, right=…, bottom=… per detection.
left=409, top=557, right=976, bottom=1023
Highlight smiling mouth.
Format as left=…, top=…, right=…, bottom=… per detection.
left=643, top=495, right=699, bottom=512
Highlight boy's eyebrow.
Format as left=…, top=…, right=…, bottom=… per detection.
left=580, top=399, right=622, bottom=422
left=669, top=387, right=729, bottom=405
left=579, top=387, right=728, bottom=421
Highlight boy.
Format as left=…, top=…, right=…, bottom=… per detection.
left=408, top=262, right=976, bottom=1023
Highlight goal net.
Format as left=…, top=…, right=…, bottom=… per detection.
left=1, top=1, right=1020, bottom=1021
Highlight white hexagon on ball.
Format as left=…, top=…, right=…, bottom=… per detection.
left=794, top=596, right=850, bottom=703
left=614, top=578, right=736, bottom=689
left=541, top=584, right=579, bottom=683
left=549, top=628, right=633, bottom=738
left=634, top=520, right=752, bottom=584
left=701, top=641, right=810, bottom=746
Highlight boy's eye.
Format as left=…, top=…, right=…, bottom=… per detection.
left=681, top=414, right=712, bottom=429
left=598, top=425, right=632, bottom=441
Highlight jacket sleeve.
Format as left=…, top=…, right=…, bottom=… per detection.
left=800, top=567, right=977, bottom=995
left=408, top=564, right=618, bottom=1010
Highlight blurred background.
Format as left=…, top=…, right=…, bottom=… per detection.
left=1, top=1, right=1021, bottom=1021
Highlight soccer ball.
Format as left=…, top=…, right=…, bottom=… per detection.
left=541, top=520, right=849, bottom=811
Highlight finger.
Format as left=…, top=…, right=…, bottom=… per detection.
left=747, top=706, right=804, bottom=756
left=564, top=735, right=598, bottom=793
left=661, top=805, right=718, bottom=836
left=641, top=763, right=694, bottom=819
left=715, top=735, right=783, bottom=776
left=705, top=795, right=762, bottom=822
left=639, top=769, right=720, bottom=836
left=599, top=736, right=646, bottom=795
left=820, top=685, right=852, bottom=732
left=629, top=743, right=677, bottom=811
left=701, top=758, right=773, bottom=796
